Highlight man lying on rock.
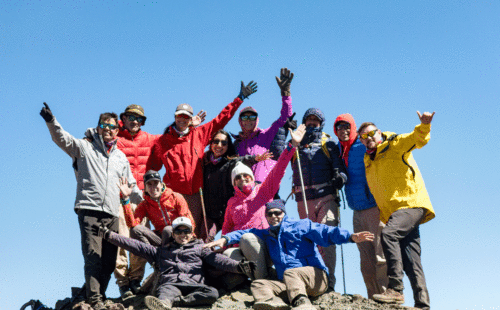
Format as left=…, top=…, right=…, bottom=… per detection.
left=93, top=216, right=255, bottom=310
left=204, top=199, right=374, bottom=310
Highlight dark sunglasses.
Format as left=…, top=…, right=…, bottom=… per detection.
left=173, top=228, right=192, bottom=235
left=266, top=210, right=283, bottom=217
left=336, top=123, right=350, bottom=131
left=235, top=174, right=250, bottom=181
left=127, top=115, right=145, bottom=123
left=359, top=129, right=378, bottom=140
left=240, top=115, right=257, bottom=121
left=212, top=139, right=228, bottom=146
left=99, top=123, right=118, bottom=130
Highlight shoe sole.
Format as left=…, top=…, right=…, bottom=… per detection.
left=144, top=296, right=171, bottom=310
left=373, top=298, right=405, bottom=304
left=253, top=302, right=291, bottom=310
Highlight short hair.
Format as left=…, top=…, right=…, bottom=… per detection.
left=98, top=112, right=118, bottom=127
left=357, top=122, right=377, bottom=134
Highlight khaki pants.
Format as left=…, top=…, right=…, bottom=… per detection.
left=114, top=203, right=148, bottom=287
left=353, top=206, right=388, bottom=298
left=297, top=194, right=338, bottom=290
left=251, top=266, right=328, bottom=304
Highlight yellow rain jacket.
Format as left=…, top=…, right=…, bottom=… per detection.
left=364, top=123, right=435, bottom=224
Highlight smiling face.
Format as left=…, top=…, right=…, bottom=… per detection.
left=305, top=115, right=321, bottom=128
left=122, top=114, right=143, bottom=134
left=97, top=118, right=119, bottom=143
left=266, top=208, right=285, bottom=227
left=175, top=114, right=191, bottom=132
left=239, top=112, right=258, bottom=133
left=211, top=133, right=229, bottom=158
left=173, top=225, right=194, bottom=245
left=335, top=121, right=351, bottom=142
left=358, top=125, right=382, bottom=150
left=145, top=180, right=163, bottom=199
left=234, top=173, right=253, bottom=190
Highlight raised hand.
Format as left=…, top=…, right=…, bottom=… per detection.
left=417, top=111, right=435, bottom=124
left=290, top=124, right=306, bottom=147
left=284, top=112, right=297, bottom=131
left=255, top=151, right=273, bottom=162
left=192, top=110, right=207, bottom=127
left=117, top=177, right=133, bottom=199
left=351, top=231, right=375, bottom=243
left=40, top=102, right=54, bottom=122
left=238, top=81, right=258, bottom=100
left=275, top=67, right=294, bottom=97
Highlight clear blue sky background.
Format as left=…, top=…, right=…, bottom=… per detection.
left=1, top=1, right=499, bottom=309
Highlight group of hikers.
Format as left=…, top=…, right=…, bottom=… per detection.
left=40, top=67, right=436, bottom=310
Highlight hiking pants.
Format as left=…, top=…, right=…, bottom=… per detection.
left=381, top=208, right=430, bottom=309
left=157, top=282, right=219, bottom=307
left=77, top=209, right=119, bottom=304
left=251, top=266, right=328, bottom=304
left=353, top=206, right=388, bottom=298
left=297, top=194, right=338, bottom=290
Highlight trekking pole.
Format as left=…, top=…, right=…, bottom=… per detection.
left=295, top=149, right=309, bottom=218
left=199, top=188, right=210, bottom=241
left=338, top=188, right=347, bottom=295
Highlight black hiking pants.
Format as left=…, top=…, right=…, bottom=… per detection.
left=157, top=282, right=219, bottom=307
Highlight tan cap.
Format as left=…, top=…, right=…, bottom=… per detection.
left=175, top=103, right=193, bottom=117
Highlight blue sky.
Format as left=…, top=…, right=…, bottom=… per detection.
left=1, top=1, right=499, bottom=309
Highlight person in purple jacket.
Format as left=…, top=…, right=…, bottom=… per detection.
left=232, top=68, right=294, bottom=184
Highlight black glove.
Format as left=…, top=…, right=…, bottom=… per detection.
left=283, top=112, right=297, bottom=131
left=238, top=259, right=256, bottom=280
left=332, top=168, right=347, bottom=190
left=40, top=102, right=54, bottom=122
left=91, top=223, right=110, bottom=239
left=238, top=81, right=258, bottom=100
left=275, top=67, right=294, bottom=97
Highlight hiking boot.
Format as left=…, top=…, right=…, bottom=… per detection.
left=144, top=296, right=172, bottom=310
left=372, top=288, right=405, bottom=304
left=253, top=297, right=290, bottom=310
left=129, top=280, right=142, bottom=295
left=292, top=295, right=315, bottom=310
left=119, top=285, right=133, bottom=299
left=90, top=300, right=107, bottom=310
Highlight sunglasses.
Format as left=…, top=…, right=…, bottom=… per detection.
left=212, top=139, right=228, bottom=146
left=176, top=114, right=191, bottom=119
left=359, top=129, right=378, bottom=140
left=235, top=174, right=251, bottom=181
left=99, top=123, right=118, bottom=130
left=266, top=210, right=283, bottom=217
left=240, top=115, right=257, bottom=121
left=336, top=123, right=350, bottom=131
left=173, top=228, right=192, bottom=235
left=127, top=115, right=145, bottom=123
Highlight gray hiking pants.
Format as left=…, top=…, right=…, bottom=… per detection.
left=157, top=282, right=218, bottom=307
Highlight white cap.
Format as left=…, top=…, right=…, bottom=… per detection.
left=231, top=162, right=255, bottom=186
left=172, top=217, right=193, bottom=230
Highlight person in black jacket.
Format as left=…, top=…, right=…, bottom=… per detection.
left=202, top=129, right=271, bottom=241
left=94, top=217, right=254, bottom=310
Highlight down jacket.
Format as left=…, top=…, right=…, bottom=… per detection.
left=221, top=145, right=295, bottom=235
left=225, top=215, right=353, bottom=280
left=122, top=185, right=195, bottom=234
left=233, top=96, right=293, bottom=183
left=147, top=98, right=243, bottom=195
left=117, top=124, right=160, bottom=190
left=46, top=118, right=142, bottom=217
left=106, top=232, right=240, bottom=285
left=364, top=123, right=436, bottom=224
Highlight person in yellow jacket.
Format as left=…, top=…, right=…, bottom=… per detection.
left=357, top=111, right=436, bottom=310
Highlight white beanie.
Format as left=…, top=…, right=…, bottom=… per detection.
left=231, top=162, right=255, bottom=186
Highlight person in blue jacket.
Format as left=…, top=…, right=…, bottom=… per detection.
left=204, top=199, right=373, bottom=310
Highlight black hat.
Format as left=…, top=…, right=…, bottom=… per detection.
left=143, top=170, right=161, bottom=185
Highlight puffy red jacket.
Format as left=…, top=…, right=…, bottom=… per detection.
left=147, top=97, right=243, bottom=195
left=117, top=125, right=160, bottom=190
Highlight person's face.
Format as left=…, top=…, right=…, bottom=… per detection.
left=358, top=125, right=382, bottom=149
left=211, top=133, right=229, bottom=158
left=145, top=180, right=163, bottom=199
left=305, top=115, right=321, bottom=128
left=123, top=114, right=144, bottom=134
left=97, top=118, right=119, bottom=143
left=335, top=122, right=351, bottom=142
left=266, top=208, right=285, bottom=226
left=240, top=112, right=257, bottom=132
left=234, top=173, right=253, bottom=190
left=173, top=225, right=193, bottom=245
left=175, top=114, right=192, bottom=132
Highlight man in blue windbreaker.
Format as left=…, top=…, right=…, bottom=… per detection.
left=204, top=199, right=374, bottom=310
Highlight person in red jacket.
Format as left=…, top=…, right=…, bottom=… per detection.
left=146, top=81, right=258, bottom=240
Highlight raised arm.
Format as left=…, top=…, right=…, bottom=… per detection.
left=387, top=111, right=435, bottom=152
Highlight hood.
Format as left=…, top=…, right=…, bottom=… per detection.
left=334, top=113, right=358, bottom=167
left=238, top=106, right=259, bottom=137
left=302, top=108, right=325, bottom=131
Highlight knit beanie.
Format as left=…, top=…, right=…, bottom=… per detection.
left=231, top=162, right=255, bottom=186
left=265, top=199, right=286, bottom=214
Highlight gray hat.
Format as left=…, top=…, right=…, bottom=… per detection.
left=175, top=103, right=194, bottom=117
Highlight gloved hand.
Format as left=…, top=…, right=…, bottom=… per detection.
left=238, top=81, right=258, bottom=100
left=275, top=67, right=294, bottom=97
left=91, top=223, right=110, bottom=239
left=332, top=168, right=348, bottom=190
left=40, top=102, right=54, bottom=122
left=237, top=259, right=256, bottom=280
left=283, top=112, right=297, bottom=132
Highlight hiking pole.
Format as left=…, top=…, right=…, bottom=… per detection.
left=295, top=148, right=309, bottom=218
left=338, top=188, right=347, bottom=295
left=199, top=188, right=210, bottom=242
